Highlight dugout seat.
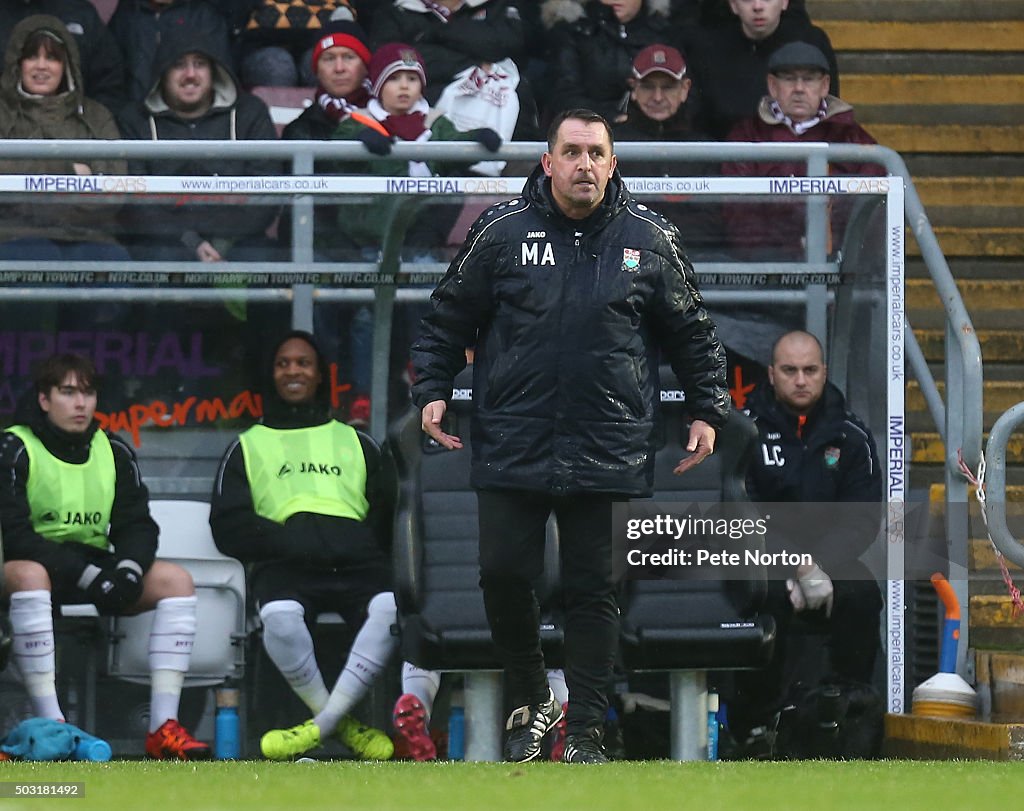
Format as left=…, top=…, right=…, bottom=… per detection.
left=388, top=367, right=563, bottom=760
left=618, top=368, right=776, bottom=760
left=106, top=500, right=247, bottom=686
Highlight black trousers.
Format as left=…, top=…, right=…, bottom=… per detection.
left=477, top=489, right=622, bottom=737
left=730, top=567, right=883, bottom=735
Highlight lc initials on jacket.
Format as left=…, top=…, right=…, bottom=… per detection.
left=411, top=163, right=730, bottom=497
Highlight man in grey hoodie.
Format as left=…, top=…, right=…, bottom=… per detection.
left=117, top=27, right=279, bottom=262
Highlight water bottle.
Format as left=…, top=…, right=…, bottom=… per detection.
left=214, top=687, right=241, bottom=759
left=447, top=705, right=465, bottom=761
left=706, top=691, right=719, bottom=761
left=73, top=729, right=112, bottom=762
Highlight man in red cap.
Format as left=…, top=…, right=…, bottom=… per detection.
left=282, top=20, right=373, bottom=140
left=614, top=43, right=723, bottom=259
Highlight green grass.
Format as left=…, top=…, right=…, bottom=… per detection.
left=0, top=760, right=1020, bottom=811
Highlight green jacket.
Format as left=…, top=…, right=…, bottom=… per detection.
left=0, top=15, right=126, bottom=245
left=325, top=109, right=477, bottom=254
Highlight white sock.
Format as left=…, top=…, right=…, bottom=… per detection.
left=147, top=596, right=197, bottom=729
left=547, top=669, right=569, bottom=707
left=314, top=592, right=398, bottom=735
left=149, top=670, right=186, bottom=732
left=260, top=600, right=329, bottom=713
left=401, top=663, right=441, bottom=722
left=10, top=590, right=62, bottom=720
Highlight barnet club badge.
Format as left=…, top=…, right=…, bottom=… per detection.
left=622, top=248, right=641, bottom=272
left=824, top=446, right=841, bottom=468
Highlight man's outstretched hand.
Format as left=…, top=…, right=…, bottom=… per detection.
left=421, top=400, right=463, bottom=450
left=673, top=419, right=716, bottom=475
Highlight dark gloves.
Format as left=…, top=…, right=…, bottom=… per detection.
left=471, top=128, right=503, bottom=153
left=79, top=560, right=144, bottom=614
left=359, top=128, right=394, bottom=156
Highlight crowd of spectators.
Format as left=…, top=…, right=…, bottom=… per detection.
left=0, top=1, right=879, bottom=252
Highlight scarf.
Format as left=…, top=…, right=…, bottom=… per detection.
left=317, top=80, right=371, bottom=123
left=368, top=96, right=430, bottom=141
left=769, top=98, right=828, bottom=136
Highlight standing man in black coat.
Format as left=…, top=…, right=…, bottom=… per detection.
left=411, top=108, right=730, bottom=763
left=733, top=330, right=883, bottom=741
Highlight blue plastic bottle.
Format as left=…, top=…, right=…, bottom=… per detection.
left=706, top=692, right=719, bottom=761
left=448, top=705, right=465, bottom=761
left=73, top=730, right=112, bottom=762
left=215, top=687, right=241, bottom=759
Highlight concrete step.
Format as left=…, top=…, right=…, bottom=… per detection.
left=859, top=106, right=1024, bottom=127
left=912, top=433, right=1024, bottom=464
left=906, top=155, right=1024, bottom=178
left=908, top=228, right=1024, bottom=258
left=820, top=20, right=1024, bottom=51
left=971, top=539, right=1022, bottom=573
left=966, top=593, right=1024, bottom=638
left=843, top=75, right=1024, bottom=106
left=907, top=257, right=1024, bottom=281
left=917, top=328, right=1024, bottom=361
left=811, top=0, right=1024, bottom=22
left=908, top=380, right=1024, bottom=417
left=929, top=483, right=1024, bottom=503
left=907, top=279, right=1024, bottom=329
left=885, top=714, right=1024, bottom=760
left=873, top=124, right=1024, bottom=153
left=918, top=174, right=1024, bottom=198
left=840, top=53, right=1024, bottom=76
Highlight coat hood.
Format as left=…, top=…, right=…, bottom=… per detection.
left=541, top=0, right=670, bottom=29
left=144, top=26, right=239, bottom=115
left=756, top=93, right=854, bottom=128
left=1, top=15, right=85, bottom=107
left=262, top=330, right=332, bottom=428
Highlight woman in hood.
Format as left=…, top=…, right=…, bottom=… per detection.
left=0, top=15, right=128, bottom=260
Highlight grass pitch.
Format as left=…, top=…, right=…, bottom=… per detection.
left=0, top=759, right=1017, bottom=811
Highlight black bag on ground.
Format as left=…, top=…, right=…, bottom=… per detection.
left=773, top=678, right=884, bottom=759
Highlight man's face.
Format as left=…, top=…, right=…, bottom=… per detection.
left=768, top=69, right=829, bottom=122
left=273, top=337, right=322, bottom=405
left=600, top=0, right=643, bottom=23
left=162, top=52, right=214, bottom=117
left=379, top=70, right=422, bottom=116
left=768, top=334, right=827, bottom=415
left=317, top=46, right=367, bottom=99
left=39, top=372, right=97, bottom=433
left=728, top=0, right=788, bottom=40
left=631, top=75, right=691, bottom=122
left=20, top=45, right=64, bottom=96
left=542, top=119, right=617, bottom=220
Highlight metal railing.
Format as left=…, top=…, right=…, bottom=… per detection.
left=0, top=138, right=982, bottom=569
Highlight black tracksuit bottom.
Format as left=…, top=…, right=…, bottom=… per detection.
left=477, top=489, right=622, bottom=738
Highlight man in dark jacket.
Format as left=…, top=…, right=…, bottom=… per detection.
left=0, top=353, right=210, bottom=760
left=209, top=331, right=396, bottom=761
left=543, top=0, right=680, bottom=124
left=722, top=41, right=884, bottom=259
left=613, top=43, right=724, bottom=259
left=685, top=0, right=838, bottom=139
left=411, top=108, right=730, bottom=763
left=108, top=0, right=232, bottom=107
left=733, top=330, right=883, bottom=741
left=116, top=27, right=279, bottom=262
left=0, top=0, right=124, bottom=111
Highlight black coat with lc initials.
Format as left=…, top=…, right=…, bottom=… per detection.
left=744, top=381, right=882, bottom=570
left=411, top=164, right=730, bottom=497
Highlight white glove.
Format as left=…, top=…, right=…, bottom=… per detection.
left=786, top=578, right=806, bottom=612
left=798, top=563, right=834, bottom=617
